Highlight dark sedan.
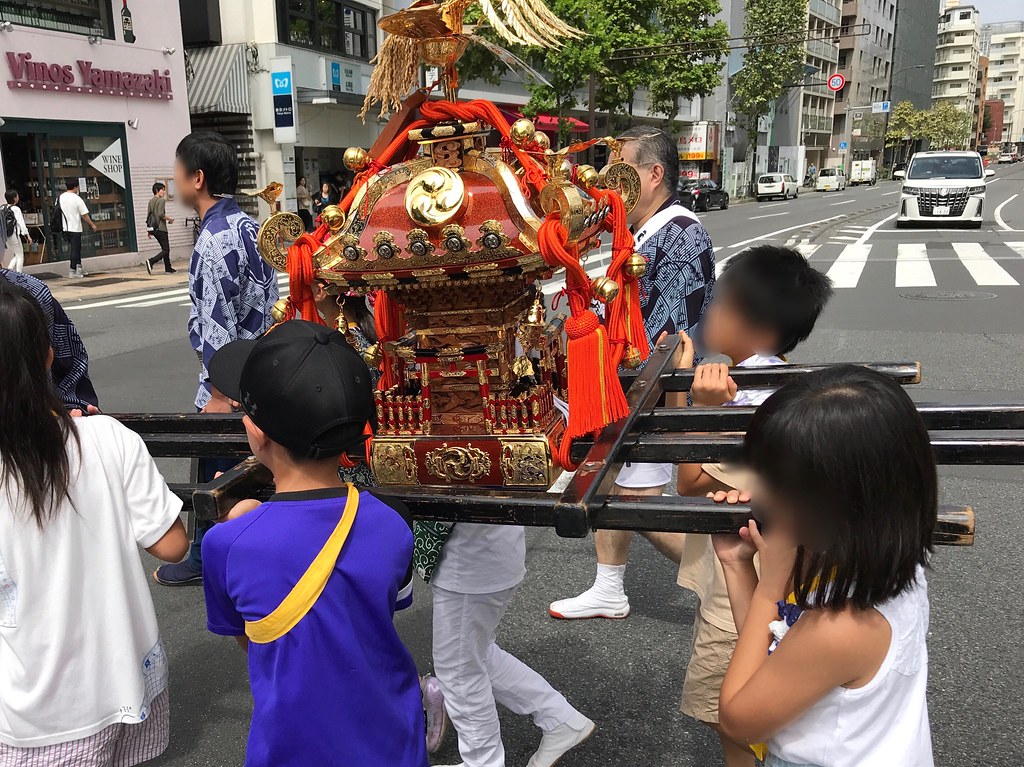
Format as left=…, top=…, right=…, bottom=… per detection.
left=678, top=179, right=729, bottom=212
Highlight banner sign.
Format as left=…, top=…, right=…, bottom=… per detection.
left=88, top=138, right=125, bottom=188
left=270, top=56, right=297, bottom=144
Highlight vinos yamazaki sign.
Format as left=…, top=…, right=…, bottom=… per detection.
left=5, top=52, right=174, bottom=100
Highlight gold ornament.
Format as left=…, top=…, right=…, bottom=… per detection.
left=321, top=205, right=346, bottom=233
left=576, top=164, right=599, bottom=187
left=532, top=131, right=550, bottom=149
left=270, top=298, right=289, bottom=323
left=591, top=276, right=620, bottom=303
left=343, top=146, right=369, bottom=172
left=405, top=167, right=466, bottom=226
left=622, top=345, right=643, bottom=369
left=512, top=355, right=534, bottom=378
left=510, top=118, right=536, bottom=146
left=624, top=252, right=647, bottom=278
left=362, top=343, right=383, bottom=367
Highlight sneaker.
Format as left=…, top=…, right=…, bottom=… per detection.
left=76, top=266, right=88, bottom=278
left=527, top=715, right=596, bottom=767
left=421, top=674, right=449, bottom=753
left=153, top=560, right=203, bottom=586
left=143, top=259, right=153, bottom=275
left=165, top=267, right=178, bottom=274
left=548, top=587, right=630, bottom=620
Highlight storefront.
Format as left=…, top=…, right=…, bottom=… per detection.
left=677, top=122, right=721, bottom=183
left=0, top=0, right=191, bottom=272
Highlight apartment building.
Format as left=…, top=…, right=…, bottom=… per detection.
left=984, top=21, right=1024, bottom=148
left=831, top=0, right=897, bottom=167
left=932, top=3, right=982, bottom=113
left=974, top=55, right=988, bottom=149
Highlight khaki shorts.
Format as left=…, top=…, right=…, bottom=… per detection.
left=680, top=608, right=738, bottom=724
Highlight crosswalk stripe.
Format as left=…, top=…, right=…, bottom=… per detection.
left=69, top=274, right=288, bottom=311
left=795, top=242, right=820, bottom=258
left=1007, top=242, right=1024, bottom=259
left=895, top=243, right=936, bottom=288
left=826, top=244, right=872, bottom=288
left=952, top=242, right=1019, bottom=286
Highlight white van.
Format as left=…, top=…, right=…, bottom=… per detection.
left=815, top=167, right=847, bottom=192
left=850, top=160, right=877, bottom=186
left=894, top=150, right=994, bottom=229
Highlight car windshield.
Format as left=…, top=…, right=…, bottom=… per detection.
left=907, top=156, right=982, bottom=180
left=679, top=180, right=699, bottom=190
left=819, top=169, right=836, bottom=177
left=759, top=175, right=781, bottom=183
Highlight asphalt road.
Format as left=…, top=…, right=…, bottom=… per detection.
left=56, top=162, right=1024, bottom=766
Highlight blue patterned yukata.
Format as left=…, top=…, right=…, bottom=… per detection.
left=188, top=197, right=278, bottom=409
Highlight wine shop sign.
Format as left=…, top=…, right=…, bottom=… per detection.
left=5, top=52, right=174, bottom=100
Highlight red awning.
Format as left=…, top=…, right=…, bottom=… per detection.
left=499, top=107, right=589, bottom=134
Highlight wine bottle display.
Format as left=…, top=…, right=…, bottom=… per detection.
left=121, top=0, right=136, bottom=44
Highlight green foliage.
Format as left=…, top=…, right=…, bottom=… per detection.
left=885, top=100, right=926, bottom=147
left=730, top=0, right=807, bottom=182
left=923, top=101, right=974, bottom=150
left=457, top=0, right=728, bottom=146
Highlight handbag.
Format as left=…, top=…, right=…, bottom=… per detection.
left=145, top=210, right=159, bottom=233
left=413, top=520, right=454, bottom=583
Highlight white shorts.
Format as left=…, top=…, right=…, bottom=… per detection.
left=615, top=462, right=672, bottom=489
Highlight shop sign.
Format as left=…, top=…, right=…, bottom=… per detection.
left=677, top=123, right=720, bottom=161
left=5, top=52, right=173, bottom=100
left=270, top=56, right=297, bottom=144
left=680, top=162, right=701, bottom=180
left=88, top=139, right=126, bottom=189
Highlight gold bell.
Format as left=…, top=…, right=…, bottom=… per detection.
left=510, top=118, right=536, bottom=146
left=622, top=345, right=643, bottom=369
left=362, top=343, right=383, bottom=367
left=576, top=164, right=599, bottom=187
left=624, top=252, right=647, bottom=278
left=270, top=298, right=289, bottom=323
left=343, top=146, right=368, bottom=172
left=321, top=205, right=346, bottom=232
left=591, top=276, right=620, bottom=303
left=532, top=131, right=551, bottom=150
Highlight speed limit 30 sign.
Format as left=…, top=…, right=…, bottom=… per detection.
left=827, top=73, right=846, bottom=92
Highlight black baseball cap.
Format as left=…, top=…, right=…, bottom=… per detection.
left=208, top=320, right=376, bottom=459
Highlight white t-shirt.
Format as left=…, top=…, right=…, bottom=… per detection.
left=0, top=416, right=182, bottom=748
left=768, top=567, right=933, bottom=766
left=431, top=523, right=527, bottom=595
left=676, top=353, right=785, bottom=632
left=58, top=191, right=90, bottom=234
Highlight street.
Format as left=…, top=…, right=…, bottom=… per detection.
left=58, top=162, right=1024, bottom=767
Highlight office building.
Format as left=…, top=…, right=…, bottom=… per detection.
left=932, top=3, right=982, bottom=113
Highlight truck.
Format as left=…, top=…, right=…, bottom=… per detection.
left=849, top=159, right=877, bottom=186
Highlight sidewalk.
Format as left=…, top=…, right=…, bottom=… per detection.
left=33, top=261, right=189, bottom=305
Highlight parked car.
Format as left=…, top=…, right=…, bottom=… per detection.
left=678, top=179, right=730, bottom=211
left=755, top=173, right=799, bottom=201
left=998, top=152, right=1015, bottom=164
left=815, top=167, right=847, bottom=191
left=894, top=150, right=994, bottom=229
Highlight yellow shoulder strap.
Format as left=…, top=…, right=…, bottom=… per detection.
left=245, top=483, right=360, bottom=644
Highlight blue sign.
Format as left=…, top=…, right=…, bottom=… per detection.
left=839, top=141, right=848, bottom=150
left=271, top=70, right=292, bottom=96
left=330, top=61, right=341, bottom=92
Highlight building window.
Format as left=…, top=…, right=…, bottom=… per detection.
left=0, top=0, right=114, bottom=38
left=278, top=0, right=377, bottom=60
left=959, top=11, right=971, bottom=20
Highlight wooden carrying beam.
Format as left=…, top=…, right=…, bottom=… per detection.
left=180, top=476, right=973, bottom=546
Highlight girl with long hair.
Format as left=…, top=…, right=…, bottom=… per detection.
left=0, top=279, right=189, bottom=763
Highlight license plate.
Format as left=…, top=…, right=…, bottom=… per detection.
left=932, top=205, right=951, bottom=216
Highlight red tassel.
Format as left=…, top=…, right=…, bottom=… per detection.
left=285, top=230, right=327, bottom=325
left=373, top=291, right=403, bottom=391
left=563, top=310, right=629, bottom=438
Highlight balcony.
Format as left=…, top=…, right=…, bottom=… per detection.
left=803, top=112, right=834, bottom=132
left=806, top=37, right=839, bottom=62
left=809, top=0, right=841, bottom=25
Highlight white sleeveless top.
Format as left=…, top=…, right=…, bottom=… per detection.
left=767, top=566, right=934, bottom=767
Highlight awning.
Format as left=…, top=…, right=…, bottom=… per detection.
left=498, top=107, right=589, bottom=134
left=186, top=44, right=251, bottom=114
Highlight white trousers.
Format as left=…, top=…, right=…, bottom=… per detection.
left=2, top=235, right=23, bottom=272
left=432, top=584, right=577, bottom=767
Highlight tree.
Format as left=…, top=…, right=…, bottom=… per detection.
left=923, top=101, right=974, bottom=150
left=885, top=100, right=927, bottom=164
left=730, top=0, right=808, bottom=191
left=458, top=0, right=728, bottom=147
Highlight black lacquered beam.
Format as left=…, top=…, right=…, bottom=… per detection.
left=172, top=483, right=972, bottom=546
left=112, top=413, right=244, bottom=434
left=571, top=433, right=1024, bottom=464
left=637, top=403, right=1024, bottom=434
left=619, top=361, right=921, bottom=394
left=137, top=433, right=251, bottom=457
left=553, top=335, right=681, bottom=538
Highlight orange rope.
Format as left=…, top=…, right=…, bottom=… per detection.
left=286, top=225, right=328, bottom=325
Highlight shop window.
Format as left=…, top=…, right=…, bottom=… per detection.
left=0, top=0, right=114, bottom=38
left=279, top=0, right=376, bottom=60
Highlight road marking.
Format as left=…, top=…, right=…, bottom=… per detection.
left=758, top=202, right=788, bottom=208
left=830, top=199, right=856, bottom=206
left=880, top=190, right=901, bottom=196
left=994, top=193, right=1018, bottom=232
left=1007, top=242, right=1024, bottom=259
left=854, top=213, right=898, bottom=244
left=895, top=243, right=936, bottom=287
left=952, top=242, right=1019, bottom=286
left=749, top=212, right=790, bottom=220
left=68, top=274, right=289, bottom=311
left=795, top=242, right=820, bottom=258
left=987, top=177, right=1002, bottom=184
left=724, top=215, right=846, bottom=251
left=826, top=244, right=872, bottom=288
left=831, top=236, right=859, bottom=241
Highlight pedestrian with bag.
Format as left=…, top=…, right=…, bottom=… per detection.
left=2, top=189, right=29, bottom=273
left=57, top=179, right=98, bottom=278
left=142, top=182, right=176, bottom=274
